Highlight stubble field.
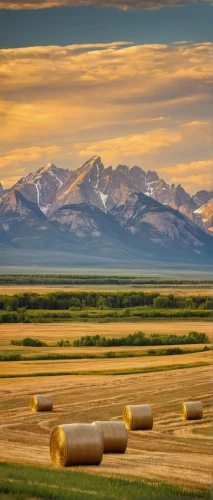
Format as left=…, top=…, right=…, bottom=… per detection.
left=0, top=319, right=212, bottom=495
left=0, top=365, right=211, bottom=492
left=1, top=285, right=212, bottom=296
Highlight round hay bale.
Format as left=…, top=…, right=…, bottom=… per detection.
left=93, top=421, right=128, bottom=454
left=182, top=402, right=203, bottom=421
left=50, top=424, right=103, bottom=467
left=123, top=404, right=153, bottom=430
left=30, top=395, right=53, bottom=412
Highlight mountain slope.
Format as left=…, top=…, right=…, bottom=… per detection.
left=110, top=193, right=213, bottom=262
left=0, top=190, right=47, bottom=243
left=48, top=203, right=144, bottom=260
left=49, top=193, right=213, bottom=263
left=0, top=189, right=212, bottom=264
left=192, top=190, right=213, bottom=207
left=0, top=190, right=141, bottom=258
left=0, top=189, right=69, bottom=251
left=193, top=199, right=213, bottom=232
left=0, top=183, right=4, bottom=198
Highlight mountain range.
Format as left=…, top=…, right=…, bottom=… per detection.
left=0, top=156, right=212, bottom=266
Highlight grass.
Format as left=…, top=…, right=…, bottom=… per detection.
left=1, top=285, right=213, bottom=298
left=0, top=462, right=211, bottom=500
left=0, top=346, right=211, bottom=362
left=18, top=307, right=213, bottom=323
left=0, top=361, right=209, bottom=379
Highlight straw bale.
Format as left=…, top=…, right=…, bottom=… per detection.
left=182, top=402, right=203, bottom=421
left=50, top=424, right=103, bottom=467
left=93, top=421, right=128, bottom=453
left=30, top=395, right=53, bottom=412
left=123, top=404, right=153, bottom=430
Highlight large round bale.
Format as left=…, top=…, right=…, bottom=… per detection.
left=123, top=404, right=153, bottom=430
left=182, top=402, right=203, bottom=421
left=93, top=421, right=128, bottom=454
left=30, top=395, right=53, bottom=412
left=50, top=424, right=103, bottom=467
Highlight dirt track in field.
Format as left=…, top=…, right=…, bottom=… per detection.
left=0, top=365, right=211, bottom=491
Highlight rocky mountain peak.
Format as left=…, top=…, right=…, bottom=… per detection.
left=74, top=156, right=103, bottom=174
left=10, top=163, right=69, bottom=216
left=36, top=162, right=57, bottom=175
left=0, top=183, right=4, bottom=197
left=146, top=170, right=159, bottom=182
left=130, top=165, right=146, bottom=176
left=193, top=198, right=213, bottom=232
left=1, top=158, right=212, bottom=265
left=2, top=156, right=212, bottom=233
left=192, top=189, right=213, bottom=207
left=173, top=184, right=191, bottom=206
left=117, top=164, right=129, bottom=175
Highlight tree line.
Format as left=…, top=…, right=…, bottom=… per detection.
left=0, top=291, right=212, bottom=312
left=73, top=331, right=209, bottom=347
left=0, top=274, right=212, bottom=285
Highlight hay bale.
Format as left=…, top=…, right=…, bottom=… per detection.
left=93, top=421, right=128, bottom=454
left=30, top=395, right=53, bottom=412
left=182, top=402, right=203, bottom=421
left=50, top=424, right=103, bottom=467
left=123, top=404, right=153, bottom=430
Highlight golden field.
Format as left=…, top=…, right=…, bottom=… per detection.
left=1, top=320, right=212, bottom=344
left=0, top=366, right=211, bottom=491
left=0, top=321, right=212, bottom=492
left=0, top=285, right=212, bottom=296
left=0, top=321, right=212, bottom=363
left=0, top=349, right=211, bottom=377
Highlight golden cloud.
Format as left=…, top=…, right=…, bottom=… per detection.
left=172, top=173, right=213, bottom=191
left=159, top=159, right=213, bottom=175
left=0, top=146, right=62, bottom=187
left=76, top=129, right=182, bottom=161
left=0, top=41, right=212, bottom=192
left=158, top=160, right=213, bottom=192
left=0, top=0, right=211, bottom=10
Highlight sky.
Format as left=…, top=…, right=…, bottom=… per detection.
left=0, top=0, right=213, bottom=194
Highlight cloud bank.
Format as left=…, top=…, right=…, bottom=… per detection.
left=0, top=41, right=212, bottom=193
left=0, top=0, right=212, bottom=10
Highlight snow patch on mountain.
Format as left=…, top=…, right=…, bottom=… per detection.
left=94, top=160, right=108, bottom=212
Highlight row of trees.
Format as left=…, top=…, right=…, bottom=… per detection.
left=73, top=331, right=209, bottom=347
left=0, top=291, right=212, bottom=311
left=1, top=274, right=212, bottom=285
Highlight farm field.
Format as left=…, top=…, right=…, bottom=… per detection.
left=0, top=349, right=211, bottom=377
left=0, top=317, right=212, bottom=497
left=0, top=321, right=212, bottom=344
left=0, top=285, right=213, bottom=296
left=0, top=365, right=211, bottom=493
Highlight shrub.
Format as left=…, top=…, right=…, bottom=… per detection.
left=11, top=337, right=47, bottom=347
left=104, top=351, right=116, bottom=358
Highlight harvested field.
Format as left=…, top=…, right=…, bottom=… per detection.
left=0, top=321, right=212, bottom=345
left=0, top=350, right=211, bottom=377
left=0, top=319, right=212, bottom=494
left=0, top=365, right=211, bottom=491
left=0, top=285, right=212, bottom=296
